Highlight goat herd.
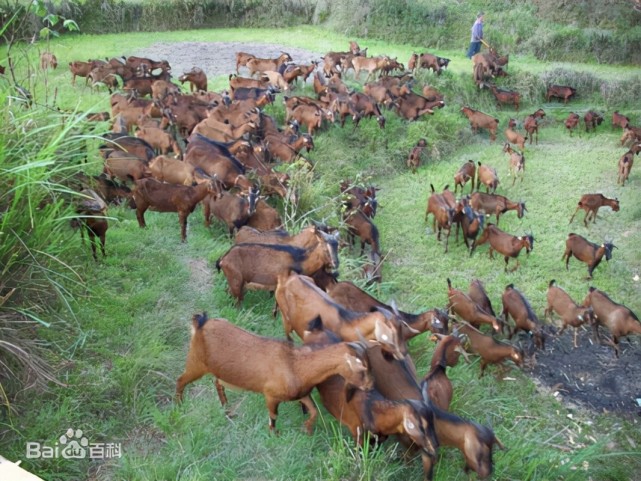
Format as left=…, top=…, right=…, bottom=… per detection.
left=54, top=39, right=641, bottom=479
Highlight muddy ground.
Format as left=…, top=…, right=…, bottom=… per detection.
left=133, top=41, right=641, bottom=419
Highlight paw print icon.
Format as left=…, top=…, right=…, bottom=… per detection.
left=60, top=428, right=89, bottom=459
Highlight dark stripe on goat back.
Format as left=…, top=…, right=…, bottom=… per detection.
left=231, top=242, right=308, bottom=263
left=510, top=286, right=539, bottom=322
left=189, top=134, right=247, bottom=174
left=594, top=289, right=640, bottom=321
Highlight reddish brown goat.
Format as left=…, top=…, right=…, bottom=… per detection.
left=423, top=335, right=467, bottom=410
left=503, top=143, right=525, bottom=185
left=546, top=85, right=576, bottom=104
left=461, top=106, right=499, bottom=142
left=621, top=125, right=641, bottom=147
left=569, top=193, right=620, bottom=227
left=425, top=185, right=456, bottom=253
left=545, top=280, right=593, bottom=348
left=490, top=84, right=520, bottom=111
left=468, top=279, right=497, bottom=318
left=617, top=150, right=634, bottom=186
left=132, top=177, right=222, bottom=242
left=453, top=160, right=476, bottom=194
left=612, top=111, right=630, bottom=130
left=562, top=233, right=615, bottom=279
left=407, top=138, right=427, bottom=173
left=564, top=112, right=580, bottom=136
left=523, top=108, right=545, bottom=145
left=71, top=189, right=109, bottom=261
left=584, top=110, right=604, bottom=133
left=203, top=187, right=259, bottom=237
left=457, top=322, right=523, bottom=377
left=344, top=208, right=381, bottom=256
left=471, top=224, right=533, bottom=272
left=475, top=162, right=500, bottom=193
left=582, top=287, right=641, bottom=358
left=68, top=59, right=106, bottom=86
left=447, top=278, right=501, bottom=332
left=179, top=67, right=207, bottom=92
left=501, top=284, right=545, bottom=349
left=505, top=119, right=526, bottom=150
left=469, top=192, right=526, bottom=226
left=245, top=199, right=283, bottom=231
left=176, top=313, right=372, bottom=434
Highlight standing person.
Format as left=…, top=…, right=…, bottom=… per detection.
left=466, top=12, right=485, bottom=59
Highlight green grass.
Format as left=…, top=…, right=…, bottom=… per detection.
left=1, top=26, right=641, bottom=481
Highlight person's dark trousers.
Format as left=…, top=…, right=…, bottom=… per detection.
left=467, top=41, right=481, bottom=58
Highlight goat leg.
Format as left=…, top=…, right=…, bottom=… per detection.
left=300, top=395, right=318, bottom=434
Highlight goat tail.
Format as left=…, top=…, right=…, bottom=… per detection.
left=549, top=279, right=556, bottom=288
left=191, top=311, right=209, bottom=330
left=447, top=278, right=452, bottom=289
left=215, top=258, right=222, bottom=272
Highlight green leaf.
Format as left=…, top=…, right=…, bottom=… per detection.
left=43, top=13, right=60, bottom=26
left=39, top=26, right=51, bottom=39
left=63, top=19, right=80, bottom=32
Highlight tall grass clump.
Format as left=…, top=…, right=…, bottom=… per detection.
left=0, top=84, right=90, bottom=410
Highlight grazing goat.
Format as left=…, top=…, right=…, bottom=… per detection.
left=40, top=52, right=58, bottom=70
left=617, top=150, right=634, bottom=186
left=460, top=106, right=499, bottom=142
left=562, top=233, right=615, bottom=279
left=524, top=108, right=545, bottom=145
left=504, top=118, right=526, bottom=150
left=475, top=162, right=500, bottom=193
left=454, top=202, right=485, bottom=251
left=468, top=279, right=496, bottom=318
left=564, top=112, right=580, bottom=136
left=453, top=160, right=476, bottom=194
left=501, top=284, right=545, bottom=349
left=425, top=185, right=456, bottom=253
left=176, top=313, right=372, bottom=434
left=325, top=280, right=448, bottom=338
left=584, top=110, right=604, bottom=133
left=423, top=335, right=468, bottom=410
left=612, top=111, right=630, bottom=130
left=407, top=138, right=427, bottom=173
left=203, top=187, right=259, bottom=236
left=71, top=189, right=109, bottom=261
left=490, top=84, right=520, bottom=111
left=569, top=193, right=619, bottom=227
left=471, top=224, right=533, bottom=272
left=503, top=143, right=525, bottom=185
left=447, top=278, right=501, bottom=332
left=469, top=192, right=526, bottom=226
left=582, top=287, right=641, bottom=357
left=179, top=67, right=207, bottom=92
left=546, top=85, right=576, bottom=104
left=132, top=177, right=222, bottom=242
left=216, top=229, right=339, bottom=306
left=456, top=322, right=523, bottom=377
left=368, top=344, right=504, bottom=480
left=344, top=208, right=381, bottom=256
left=545, top=280, right=593, bottom=348
left=275, top=272, right=406, bottom=359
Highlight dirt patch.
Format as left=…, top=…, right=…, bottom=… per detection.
left=187, top=258, right=213, bottom=294
left=132, top=42, right=322, bottom=80
left=526, top=325, right=641, bottom=418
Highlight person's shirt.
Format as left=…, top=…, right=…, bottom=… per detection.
left=471, top=19, right=484, bottom=42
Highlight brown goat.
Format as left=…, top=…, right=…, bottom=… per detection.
left=425, top=185, right=456, bottom=253
left=584, top=110, right=604, bottom=133
left=471, top=224, right=533, bottom=272
left=457, top=322, right=523, bottom=377
left=203, top=187, right=259, bottom=236
left=325, top=280, right=448, bottom=338
left=40, top=52, right=58, bottom=70
left=505, top=118, right=526, bottom=150
left=569, top=193, right=620, bottom=227
left=344, top=208, right=381, bottom=256
left=407, top=138, right=427, bottom=173
left=447, top=278, right=501, bottom=332
left=475, top=162, right=500, bottom=194
left=368, top=344, right=504, bottom=480
left=245, top=199, right=283, bottom=231
left=176, top=313, right=372, bottom=434
left=455, top=202, right=486, bottom=251
left=564, top=112, right=580, bottom=136
left=468, top=279, right=497, bottom=318
left=179, top=67, right=207, bottom=92
left=453, top=160, right=476, bottom=194
left=617, top=150, right=634, bottom=186
left=546, top=85, right=576, bottom=104
left=503, top=143, right=525, bottom=185
left=545, top=280, right=593, bottom=348
left=132, top=177, right=222, bottom=242
left=276, top=272, right=406, bottom=359
left=582, top=287, right=641, bottom=357
left=490, top=84, right=520, bottom=111
left=423, top=335, right=468, bottom=410
left=215, top=229, right=339, bottom=306
left=148, top=155, right=199, bottom=186
left=469, top=192, right=526, bottom=226
left=235, top=224, right=320, bottom=249
left=461, top=106, right=499, bottom=142
left=501, top=284, right=545, bottom=349
left=72, top=189, right=109, bottom=261
left=523, top=108, right=545, bottom=145
left=612, top=111, right=630, bottom=130
left=235, top=52, right=255, bottom=74
left=562, top=233, right=615, bottom=279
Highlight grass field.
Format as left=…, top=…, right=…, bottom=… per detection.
left=1, top=26, right=641, bottom=481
